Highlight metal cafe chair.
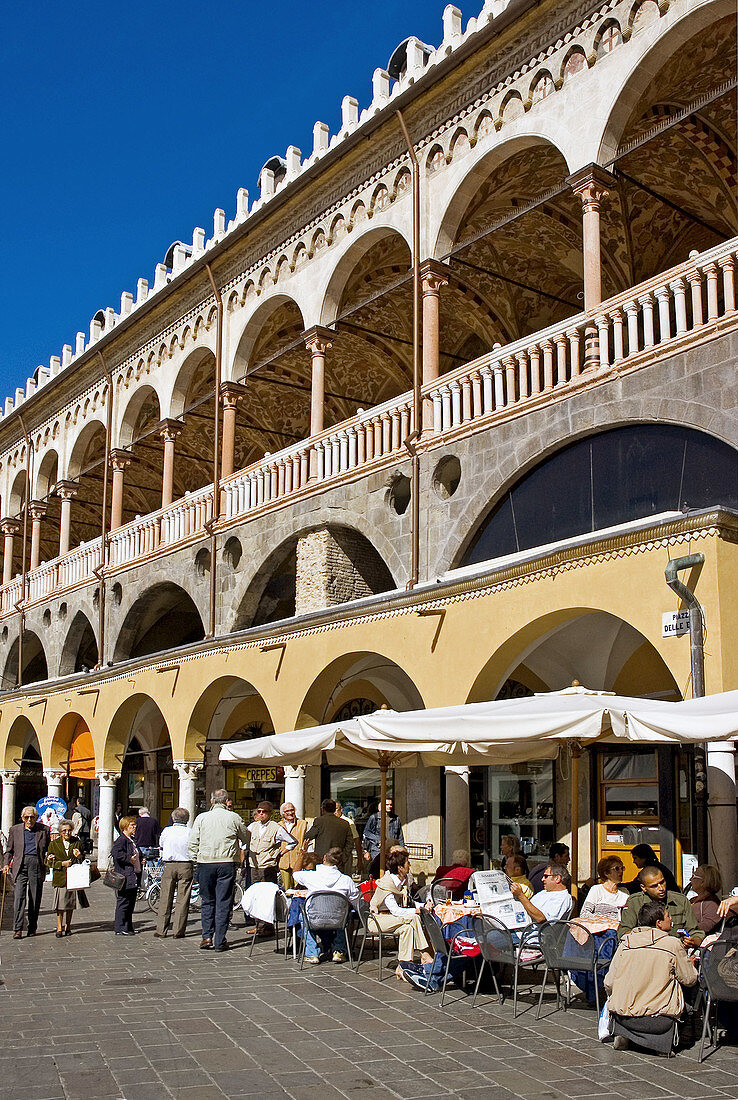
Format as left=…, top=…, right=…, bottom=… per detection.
left=419, top=907, right=471, bottom=1007
left=430, top=877, right=462, bottom=903
left=470, top=913, right=548, bottom=1015
left=536, top=919, right=610, bottom=1026
left=297, top=890, right=353, bottom=970
left=271, top=889, right=290, bottom=959
left=354, top=897, right=402, bottom=980
left=699, top=935, right=738, bottom=1062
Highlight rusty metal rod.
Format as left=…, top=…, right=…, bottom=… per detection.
left=205, top=264, right=223, bottom=639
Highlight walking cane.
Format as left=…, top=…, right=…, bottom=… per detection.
left=0, top=870, right=7, bottom=935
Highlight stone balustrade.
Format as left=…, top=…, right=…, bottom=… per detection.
left=1, top=238, right=735, bottom=617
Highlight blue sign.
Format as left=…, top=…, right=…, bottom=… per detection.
left=36, top=795, right=67, bottom=820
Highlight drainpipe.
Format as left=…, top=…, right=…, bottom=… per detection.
left=665, top=553, right=707, bottom=862
left=205, top=264, right=222, bottom=638
left=397, top=110, right=421, bottom=590
left=94, top=352, right=113, bottom=668
left=16, top=414, right=33, bottom=688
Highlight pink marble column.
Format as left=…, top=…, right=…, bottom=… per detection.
left=220, top=382, right=246, bottom=480
left=55, top=481, right=79, bottom=557
left=1, top=519, right=20, bottom=586
left=158, top=419, right=184, bottom=509
left=28, top=501, right=47, bottom=571
left=109, top=449, right=133, bottom=532
left=568, top=164, right=614, bottom=312
left=303, top=326, right=334, bottom=438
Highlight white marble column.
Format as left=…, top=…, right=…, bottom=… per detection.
left=96, top=771, right=121, bottom=868
left=444, top=766, right=471, bottom=862
left=43, top=769, right=67, bottom=799
left=284, top=766, right=306, bottom=820
left=174, top=761, right=203, bottom=824
left=708, top=742, right=737, bottom=888
left=1, top=769, right=18, bottom=834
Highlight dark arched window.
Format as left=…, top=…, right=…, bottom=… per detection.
left=462, top=425, right=738, bottom=566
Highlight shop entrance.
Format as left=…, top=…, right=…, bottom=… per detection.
left=469, top=761, right=555, bottom=871
left=224, top=765, right=285, bottom=822
left=594, top=746, right=692, bottom=886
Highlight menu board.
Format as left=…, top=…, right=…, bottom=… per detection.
left=472, top=869, right=531, bottom=930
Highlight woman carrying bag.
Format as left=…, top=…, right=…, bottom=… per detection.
left=111, top=816, right=141, bottom=936
left=45, top=819, right=87, bottom=937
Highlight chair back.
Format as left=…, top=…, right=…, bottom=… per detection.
left=304, top=890, right=351, bottom=932
left=471, top=914, right=519, bottom=967
left=420, top=907, right=449, bottom=956
left=538, top=920, right=595, bottom=970
left=355, top=896, right=371, bottom=929
left=702, top=936, right=738, bottom=1003
left=273, top=890, right=289, bottom=923
left=430, top=878, right=458, bottom=903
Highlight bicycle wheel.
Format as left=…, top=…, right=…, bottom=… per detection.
left=146, top=883, right=161, bottom=912
left=232, top=881, right=244, bottom=910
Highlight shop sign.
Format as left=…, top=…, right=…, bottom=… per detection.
left=662, top=610, right=690, bottom=637
left=36, top=795, right=67, bottom=827
left=240, top=767, right=284, bottom=785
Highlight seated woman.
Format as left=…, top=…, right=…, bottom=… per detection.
left=580, top=856, right=629, bottom=921
left=688, top=864, right=722, bottom=934
left=45, top=819, right=86, bottom=937
left=431, top=849, right=475, bottom=899
left=370, top=849, right=434, bottom=980
left=504, top=854, right=534, bottom=899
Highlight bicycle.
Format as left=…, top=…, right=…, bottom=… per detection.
left=146, top=875, right=244, bottom=913
left=137, top=847, right=163, bottom=901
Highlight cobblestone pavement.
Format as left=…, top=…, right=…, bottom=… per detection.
left=0, top=889, right=736, bottom=1100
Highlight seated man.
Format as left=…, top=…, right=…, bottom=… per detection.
left=618, top=867, right=703, bottom=947
left=605, top=899, right=698, bottom=1052
left=294, top=846, right=360, bottom=964
left=505, top=854, right=534, bottom=900
left=510, top=863, right=574, bottom=940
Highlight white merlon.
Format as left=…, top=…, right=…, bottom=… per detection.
left=120, top=292, right=133, bottom=317
left=104, top=307, right=116, bottom=329
left=192, top=227, right=206, bottom=254
left=372, top=68, right=391, bottom=104
left=481, top=0, right=510, bottom=21
left=213, top=209, right=226, bottom=239
left=61, top=345, right=72, bottom=368
left=443, top=5, right=463, bottom=42
left=26, top=377, right=36, bottom=398
left=236, top=190, right=249, bottom=220
left=90, top=318, right=102, bottom=342
left=406, top=38, right=427, bottom=80
left=136, top=278, right=149, bottom=305
left=47, top=357, right=59, bottom=377
left=15, top=387, right=24, bottom=405
left=341, top=96, right=359, bottom=132
left=285, top=146, right=301, bottom=178
left=5, top=398, right=13, bottom=415
left=172, top=244, right=189, bottom=274
left=75, top=332, right=86, bottom=355
left=313, top=122, right=329, bottom=157
left=153, top=263, right=168, bottom=292
left=260, top=168, right=275, bottom=201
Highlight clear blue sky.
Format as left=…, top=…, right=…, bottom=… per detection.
left=0, top=1, right=477, bottom=398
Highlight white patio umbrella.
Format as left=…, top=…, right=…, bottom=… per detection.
left=220, top=689, right=738, bottom=878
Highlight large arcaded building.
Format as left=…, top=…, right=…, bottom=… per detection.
left=0, top=0, right=735, bottom=883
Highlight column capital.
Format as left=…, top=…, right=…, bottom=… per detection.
left=219, top=381, right=247, bottom=409
left=303, top=325, right=334, bottom=355
left=43, top=768, right=67, bottom=782
left=157, top=418, right=185, bottom=443
left=567, top=163, right=615, bottom=208
left=55, top=480, right=79, bottom=501
left=283, top=765, right=307, bottom=780
left=0, top=518, right=20, bottom=537
left=420, top=258, right=451, bottom=295
left=444, top=765, right=470, bottom=777
left=174, top=760, right=203, bottom=778
left=96, top=770, right=121, bottom=786
left=109, top=448, right=134, bottom=471
left=0, top=768, right=19, bottom=782
left=29, top=500, right=48, bottom=521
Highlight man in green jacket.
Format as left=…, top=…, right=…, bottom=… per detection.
left=189, top=790, right=249, bottom=952
left=617, top=866, right=703, bottom=948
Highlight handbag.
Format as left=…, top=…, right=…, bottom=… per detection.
left=66, top=859, right=91, bottom=890
left=102, top=859, right=126, bottom=891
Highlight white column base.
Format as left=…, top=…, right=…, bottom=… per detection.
left=284, top=766, right=306, bottom=820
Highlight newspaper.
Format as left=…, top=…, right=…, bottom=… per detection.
left=472, top=869, right=531, bottom=930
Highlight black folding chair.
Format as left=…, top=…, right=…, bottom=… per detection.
left=419, top=907, right=470, bottom=1007
left=298, top=891, right=353, bottom=970
left=470, top=914, right=546, bottom=1015
left=699, top=935, right=738, bottom=1062
left=272, top=890, right=290, bottom=958
left=354, top=898, right=399, bottom=980
left=536, top=919, right=609, bottom=1026
left=430, top=877, right=461, bottom=903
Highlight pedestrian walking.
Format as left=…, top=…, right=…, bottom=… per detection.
left=46, top=819, right=86, bottom=937
left=155, top=807, right=193, bottom=938
left=111, top=816, right=141, bottom=936
left=2, top=806, right=51, bottom=938
left=188, top=789, right=249, bottom=952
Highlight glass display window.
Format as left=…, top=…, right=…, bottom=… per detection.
left=470, top=761, right=554, bottom=869
left=325, top=766, right=394, bottom=838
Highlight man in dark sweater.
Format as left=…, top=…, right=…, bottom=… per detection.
left=305, top=800, right=353, bottom=874
left=134, top=808, right=161, bottom=857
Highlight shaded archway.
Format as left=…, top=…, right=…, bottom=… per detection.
left=168, top=348, right=218, bottom=497
left=59, top=611, right=99, bottom=675
left=298, top=651, right=424, bottom=728
left=105, top=693, right=173, bottom=818
left=3, top=631, right=48, bottom=688
left=34, top=449, right=61, bottom=567
left=8, top=720, right=45, bottom=818
left=66, top=420, right=106, bottom=552
left=113, top=583, right=205, bottom=662
left=50, top=712, right=97, bottom=807
left=117, top=384, right=164, bottom=520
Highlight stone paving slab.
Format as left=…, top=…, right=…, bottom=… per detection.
left=0, top=890, right=735, bottom=1099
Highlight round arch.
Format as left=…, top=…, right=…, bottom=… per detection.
left=113, top=582, right=206, bottom=663
left=3, top=631, right=48, bottom=689
left=8, top=468, right=27, bottom=517
left=35, top=449, right=59, bottom=499
left=466, top=608, right=682, bottom=703
left=66, top=419, right=106, bottom=481
left=3, top=714, right=40, bottom=770
left=183, top=675, right=275, bottom=761
left=231, top=294, right=306, bottom=381
left=297, top=651, right=424, bottom=729
left=49, top=712, right=94, bottom=772
left=319, top=224, right=412, bottom=327
left=59, top=611, right=99, bottom=676
left=169, top=346, right=216, bottom=421
left=117, top=384, right=161, bottom=449
left=103, top=692, right=171, bottom=772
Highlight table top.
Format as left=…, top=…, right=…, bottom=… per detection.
left=433, top=902, right=482, bottom=924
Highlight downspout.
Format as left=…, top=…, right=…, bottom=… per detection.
left=665, top=553, right=707, bottom=863
left=94, top=352, right=113, bottom=668
left=397, top=110, right=421, bottom=591
left=204, top=264, right=222, bottom=639
left=16, top=413, right=33, bottom=688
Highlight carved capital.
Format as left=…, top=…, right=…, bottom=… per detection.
left=0, top=769, right=19, bottom=783
left=303, top=325, right=334, bottom=357
left=174, top=760, right=203, bottom=779
left=420, top=259, right=450, bottom=296
left=55, top=480, right=79, bottom=502
left=157, top=418, right=185, bottom=444
left=43, top=769, right=67, bottom=784
left=220, top=381, right=247, bottom=410
left=0, top=518, right=20, bottom=538
left=567, top=164, right=614, bottom=210
left=283, top=765, right=307, bottom=780
left=109, top=449, right=134, bottom=472
left=96, top=770, right=121, bottom=787
left=29, top=500, right=48, bottom=521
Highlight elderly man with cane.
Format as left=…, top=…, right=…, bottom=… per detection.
left=3, top=806, right=51, bottom=938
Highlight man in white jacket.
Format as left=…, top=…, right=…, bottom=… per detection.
left=294, top=846, right=360, bottom=964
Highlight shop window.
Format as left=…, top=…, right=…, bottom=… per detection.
left=470, top=761, right=554, bottom=870
left=325, top=765, right=394, bottom=839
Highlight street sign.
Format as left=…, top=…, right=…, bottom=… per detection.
left=662, top=610, right=691, bottom=638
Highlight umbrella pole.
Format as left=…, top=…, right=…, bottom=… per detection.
left=570, top=742, right=581, bottom=902
left=379, top=762, right=388, bottom=876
